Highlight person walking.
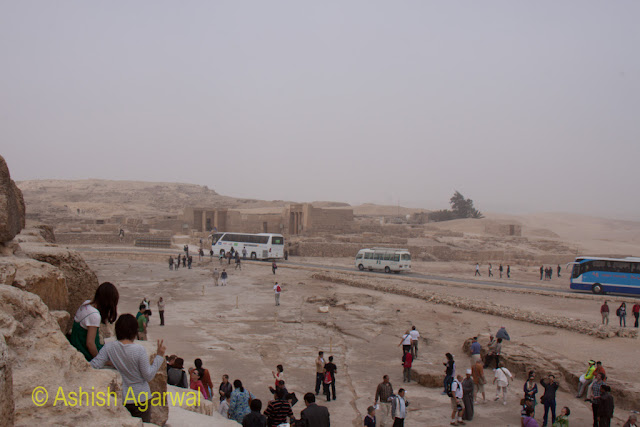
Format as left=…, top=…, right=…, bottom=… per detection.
left=219, top=251, right=224, bottom=265
left=462, top=370, right=474, bottom=421
left=493, top=362, right=513, bottom=405
left=633, top=302, right=640, bottom=328
left=272, top=260, right=278, bottom=274
left=402, top=348, right=412, bottom=383
left=475, top=263, right=481, bottom=276
left=374, top=375, right=394, bottom=427
left=449, top=376, right=464, bottom=426
left=398, top=330, right=412, bottom=354
left=324, top=356, right=337, bottom=401
left=409, top=326, right=420, bottom=359
left=389, top=388, right=408, bottom=427
left=242, top=247, right=247, bottom=260
left=212, top=268, right=220, bottom=286
left=315, top=351, right=326, bottom=396
left=274, top=282, right=282, bottom=306
left=507, top=265, right=511, bottom=278
left=598, top=385, right=614, bottom=427
left=622, top=412, right=637, bottom=427
left=590, top=372, right=605, bottom=426
left=175, top=254, right=180, bottom=269
left=601, top=301, right=610, bottom=325
left=169, top=256, right=174, bottom=270
left=471, top=359, right=486, bottom=403
left=89, top=315, right=165, bottom=423
left=158, top=297, right=165, bottom=326
left=188, top=255, right=193, bottom=269
left=540, top=266, right=544, bottom=280
left=488, top=263, right=493, bottom=277
left=617, top=302, right=627, bottom=327
left=235, top=256, right=241, bottom=270
left=540, top=374, right=559, bottom=427
left=221, top=269, right=228, bottom=286
left=557, top=264, right=561, bottom=278
left=499, top=264, right=503, bottom=278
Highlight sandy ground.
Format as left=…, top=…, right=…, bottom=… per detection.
left=86, top=256, right=639, bottom=427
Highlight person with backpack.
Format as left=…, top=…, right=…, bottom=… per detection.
left=274, top=282, right=282, bottom=306
left=323, top=356, right=337, bottom=401
left=449, top=375, right=464, bottom=426
left=493, top=362, right=513, bottom=405
left=443, top=353, right=456, bottom=395
left=617, top=302, right=627, bottom=327
left=402, top=348, right=413, bottom=383
left=389, top=388, right=409, bottom=426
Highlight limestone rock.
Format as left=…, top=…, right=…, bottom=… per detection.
left=0, top=155, right=25, bottom=243
left=50, top=310, right=71, bottom=333
left=0, top=335, right=14, bottom=427
left=0, top=284, right=140, bottom=426
left=19, top=242, right=99, bottom=330
left=149, top=355, right=169, bottom=425
left=0, top=257, right=68, bottom=311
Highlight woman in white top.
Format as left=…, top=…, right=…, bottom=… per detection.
left=91, top=313, right=166, bottom=423
left=68, top=282, right=119, bottom=361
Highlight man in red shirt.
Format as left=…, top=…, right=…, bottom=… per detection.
left=402, top=349, right=413, bottom=383
left=600, top=301, right=610, bottom=325
left=633, top=303, right=640, bottom=328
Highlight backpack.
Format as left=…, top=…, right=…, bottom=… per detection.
left=445, top=376, right=454, bottom=397
left=616, top=307, right=622, bottom=316
left=276, top=285, right=281, bottom=292
left=324, top=371, right=332, bottom=384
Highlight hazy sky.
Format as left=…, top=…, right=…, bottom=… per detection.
left=2, top=1, right=639, bottom=219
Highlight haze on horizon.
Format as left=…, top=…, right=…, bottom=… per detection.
left=1, top=1, right=639, bottom=220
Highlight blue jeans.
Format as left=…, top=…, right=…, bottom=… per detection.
left=543, top=399, right=556, bottom=426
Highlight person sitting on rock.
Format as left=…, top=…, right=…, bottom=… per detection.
left=90, top=314, right=165, bottom=423
left=68, top=281, right=119, bottom=361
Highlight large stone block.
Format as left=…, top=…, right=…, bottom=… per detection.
left=0, top=155, right=25, bottom=243
left=0, top=335, right=14, bottom=427
left=19, top=243, right=99, bottom=330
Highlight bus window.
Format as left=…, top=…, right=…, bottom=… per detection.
left=383, top=253, right=391, bottom=261
left=356, top=253, right=363, bottom=260
left=393, top=254, right=400, bottom=262
left=365, top=253, right=372, bottom=260
left=401, top=254, right=411, bottom=261
left=271, top=236, right=283, bottom=245
left=572, top=264, right=580, bottom=278
left=612, top=262, right=631, bottom=273
left=212, top=233, right=223, bottom=244
left=632, top=263, right=640, bottom=274
left=373, top=253, right=380, bottom=260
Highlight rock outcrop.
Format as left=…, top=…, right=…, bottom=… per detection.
left=19, top=242, right=99, bottom=331
left=0, top=335, right=14, bottom=426
left=0, top=155, right=25, bottom=243
left=0, top=257, right=68, bottom=311
left=0, top=284, right=141, bottom=426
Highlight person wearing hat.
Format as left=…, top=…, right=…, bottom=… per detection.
left=577, top=360, right=596, bottom=398
left=462, top=369, right=474, bottom=421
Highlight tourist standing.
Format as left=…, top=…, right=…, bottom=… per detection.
left=137, top=309, right=149, bottom=341
left=470, top=336, right=481, bottom=363
left=402, top=348, right=412, bottom=383
left=274, top=282, right=281, bottom=306
left=213, top=268, right=220, bottom=286
left=167, top=358, right=188, bottom=388
left=633, top=302, right=640, bottom=328
left=443, top=353, right=456, bottom=395
left=499, top=264, right=503, bottom=278
left=449, top=376, right=464, bottom=426
left=175, top=254, right=180, bottom=269
left=182, top=254, right=187, bottom=268
left=221, top=269, right=228, bottom=286
left=169, top=256, right=174, bottom=270
left=228, top=380, right=255, bottom=423
left=540, top=374, right=559, bottom=427
left=315, top=351, right=325, bottom=396
left=493, top=362, right=513, bottom=405
left=488, top=263, right=493, bottom=277
left=598, top=385, right=614, bottom=427
left=68, top=282, right=119, bottom=361
left=494, top=338, right=503, bottom=368
left=189, top=369, right=209, bottom=399
left=188, top=255, right=192, bottom=269
left=475, top=263, right=481, bottom=276
left=524, top=374, right=538, bottom=414
left=158, top=297, right=165, bottom=326
left=471, top=359, right=486, bottom=403
left=409, top=326, right=420, bottom=359
left=374, top=375, right=394, bottom=427
left=617, top=302, right=627, bottom=327
left=324, top=356, right=337, bottom=401
left=557, top=264, right=561, bottom=278
left=242, top=247, right=247, bottom=259
left=193, top=358, right=214, bottom=400
left=507, top=265, right=511, bottom=278
left=390, top=388, right=408, bottom=427
left=300, top=393, right=330, bottom=427
left=590, top=372, right=605, bottom=426
left=242, top=399, right=267, bottom=427
left=462, top=370, right=474, bottom=421
left=364, top=406, right=376, bottom=427
left=89, top=315, right=165, bottom=423
left=540, top=266, right=544, bottom=280
left=264, top=388, right=294, bottom=426
left=272, top=260, right=278, bottom=274
left=601, top=301, right=610, bottom=325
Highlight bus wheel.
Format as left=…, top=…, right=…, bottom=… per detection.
left=592, top=283, right=604, bottom=295
left=384, top=266, right=391, bottom=273
left=250, top=252, right=257, bottom=260
left=358, top=264, right=364, bottom=271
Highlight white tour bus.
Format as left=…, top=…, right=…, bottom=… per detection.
left=355, top=248, right=412, bottom=273
left=210, top=232, right=285, bottom=260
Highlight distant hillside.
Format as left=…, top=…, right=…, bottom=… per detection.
left=17, top=179, right=290, bottom=219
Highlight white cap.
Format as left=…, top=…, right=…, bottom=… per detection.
left=466, top=369, right=472, bottom=375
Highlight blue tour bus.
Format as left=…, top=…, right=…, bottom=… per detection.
left=569, top=256, right=640, bottom=295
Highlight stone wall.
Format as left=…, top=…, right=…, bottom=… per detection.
left=0, top=155, right=25, bottom=244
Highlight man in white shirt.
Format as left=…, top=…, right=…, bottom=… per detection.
left=493, top=362, right=514, bottom=405
left=449, top=375, right=465, bottom=426
left=409, top=326, right=420, bottom=359
left=398, top=331, right=412, bottom=354
left=389, top=388, right=408, bottom=426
